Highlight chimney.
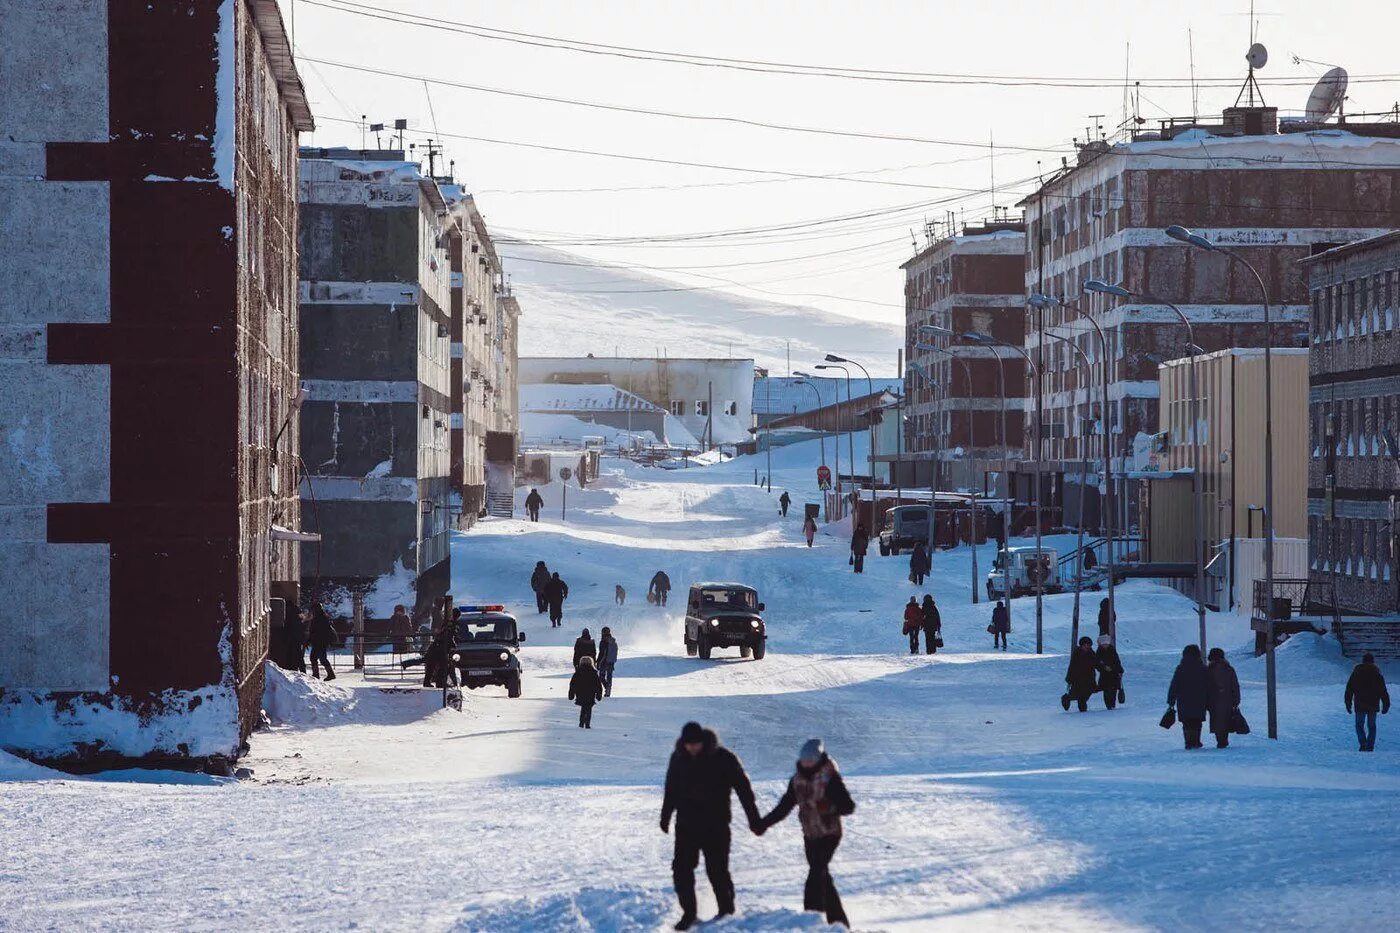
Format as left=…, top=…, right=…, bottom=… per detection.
left=1222, top=106, right=1278, bottom=136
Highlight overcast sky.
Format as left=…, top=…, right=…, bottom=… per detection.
left=287, top=0, right=1400, bottom=326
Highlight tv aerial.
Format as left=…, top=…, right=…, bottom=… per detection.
left=1304, top=67, right=1349, bottom=123
left=1235, top=42, right=1268, bottom=107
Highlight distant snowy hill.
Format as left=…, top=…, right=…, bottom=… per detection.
left=504, top=242, right=900, bottom=374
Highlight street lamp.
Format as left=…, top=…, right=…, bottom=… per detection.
left=816, top=362, right=855, bottom=518
left=826, top=354, right=874, bottom=497
left=791, top=378, right=827, bottom=488
left=965, top=330, right=1042, bottom=653
left=1087, top=278, right=1207, bottom=655
left=796, top=370, right=838, bottom=517
left=906, top=360, right=938, bottom=565
left=917, top=335, right=980, bottom=604
left=1167, top=224, right=1278, bottom=739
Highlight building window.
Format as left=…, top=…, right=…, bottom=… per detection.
left=695, top=400, right=709, bottom=417
left=670, top=401, right=685, bottom=417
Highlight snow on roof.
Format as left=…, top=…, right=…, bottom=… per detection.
left=520, top=383, right=663, bottom=413
left=754, top=376, right=902, bottom=415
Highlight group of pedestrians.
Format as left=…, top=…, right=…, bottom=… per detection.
left=278, top=602, right=338, bottom=681
left=566, top=626, right=620, bottom=728
left=1166, top=645, right=1242, bottom=748
left=529, top=561, right=571, bottom=627
left=1060, top=635, right=1124, bottom=711
left=661, top=722, right=854, bottom=930
left=901, top=596, right=941, bottom=654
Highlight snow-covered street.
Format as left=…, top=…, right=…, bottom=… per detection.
left=4, top=441, right=1399, bottom=932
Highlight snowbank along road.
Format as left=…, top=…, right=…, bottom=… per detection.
left=3, top=439, right=1399, bottom=931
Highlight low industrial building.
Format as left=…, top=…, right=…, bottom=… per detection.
left=520, top=384, right=669, bottom=447
left=0, top=0, right=312, bottom=766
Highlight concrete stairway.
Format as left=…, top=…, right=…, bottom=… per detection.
left=1335, top=617, right=1400, bottom=660
left=486, top=491, right=514, bottom=519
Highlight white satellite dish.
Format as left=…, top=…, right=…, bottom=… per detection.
left=1305, top=67, right=1349, bottom=122
left=1246, top=43, right=1269, bottom=70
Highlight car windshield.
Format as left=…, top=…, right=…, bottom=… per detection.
left=699, top=589, right=756, bottom=611
left=455, top=619, right=516, bottom=642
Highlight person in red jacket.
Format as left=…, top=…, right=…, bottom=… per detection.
left=902, top=597, right=923, bottom=655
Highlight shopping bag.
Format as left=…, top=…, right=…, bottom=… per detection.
left=849, top=555, right=854, bottom=566
left=1230, top=708, right=1251, bottom=735
left=986, top=623, right=996, bottom=634
left=1117, top=686, right=1126, bottom=705
left=1159, top=707, right=1177, bottom=729
left=935, top=636, right=944, bottom=648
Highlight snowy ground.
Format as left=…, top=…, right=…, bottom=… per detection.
left=4, top=437, right=1399, bottom=932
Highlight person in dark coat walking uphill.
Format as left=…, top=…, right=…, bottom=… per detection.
left=661, top=722, right=762, bottom=930
left=573, top=628, right=597, bottom=669
left=650, top=570, right=672, bottom=606
left=597, top=626, right=619, bottom=697
left=1096, top=598, right=1115, bottom=638
left=568, top=655, right=604, bottom=728
left=525, top=487, right=544, bottom=522
left=530, top=561, right=551, bottom=614
left=850, top=524, right=869, bottom=574
left=779, top=491, right=791, bottom=516
left=1167, top=644, right=1209, bottom=749
left=921, top=595, right=941, bottom=655
left=1061, top=636, right=1098, bottom=711
left=1345, top=652, right=1390, bottom=751
left=283, top=603, right=307, bottom=672
left=543, top=572, right=569, bottom=627
left=1096, top=634, right=1124, bottom=710
left=908, top=542, right=931, bottom=586
left=902, top=598, right=922, bottom=655
left=1206, top=647, right=1242, bottom=748
left=307, top=603, right=336, bottom=681
left=990, top=600, right=1010, bottom=650
left=758, top=738, right=856, bottom=928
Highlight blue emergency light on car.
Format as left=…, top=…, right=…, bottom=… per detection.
left=459, top=604, right=505, bottom=613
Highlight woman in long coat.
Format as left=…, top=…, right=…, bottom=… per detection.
left=1206, top=647, right=1242, bottom=748
left=1167, top=644, right=1209, bottom=749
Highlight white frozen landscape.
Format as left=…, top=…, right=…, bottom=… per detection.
left=3, top=437, right=1398, bottom=931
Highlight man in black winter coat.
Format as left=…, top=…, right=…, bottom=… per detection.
left=1095, top=634, right=1124, bottom=710
left=650, top=570, right=672, bottom=606
left=661, top=722, right=762, bottom=930
left=1206, top=647, right=1242, bottom=748
left=778, top=491, right=791, bottom=516
left=530, top=561, right=551, bottom=614
left=573, top=628, right=597, bottom=669
left=920, top=595, right=941, bottom=655
left=1061, top=636, right=1098, bottom=712
left=850, top=524, right=869, bottom=574
left=543, top=572, right=569, bottom=627
left=525, top=487, right=544, bottom=522
left=1345, top=652, right=1391, bottom=751
left=1096, top=598, right=1115, bottom=638
left=909, top=543, right=931, bottom=586
left=306, top=604, right=336, bottom=681
left=1168, top=644, right=1209, bottom=749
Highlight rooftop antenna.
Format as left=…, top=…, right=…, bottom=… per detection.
left=1304, top=66, right=1349, bottom=123
left=360, top=114, right=367, bottom=150
left=989, top=130, right=996, bottom=213
left=393, top=118, right=408, bottom=150
left=1188, top=29, right=1199, bottom=121
left=370, top=121, right=384, bottom=148
left=910, top=227, right=919, bottom=251
left=1237, top=41, right=1269, bottom=107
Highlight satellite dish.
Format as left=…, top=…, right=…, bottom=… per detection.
left=1305, top=67, right=1349, bottom=121
left=1246, top=43, right=1269, bottom=70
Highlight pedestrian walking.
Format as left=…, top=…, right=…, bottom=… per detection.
left=660, top=722, right=762, bottom=930
left=1206, top=647, right=1242, bottom=749
left=1096, top=634, right=1125, bottom=710
left=779, top=491, right=791, bottom=517
left=908, top=542, right=931, bottom=586
left=1167, top=643, right=1209, bottom=750
left=1345, top=652, right=1391, bottom=751
left=525, top=487, right=544, bottom=522
left=573, top=627, right=597, bottom=669
left=544, top=572, right=569, bottom=627
left=989, top=600, right=1010, bottom=650
left=1060, top=636, right=1098, bottom=712
left=802, top=514, right=817, bottom=547
left=902, top=597, right=922, bottom=655
left=597, top=626, right=619, bottom=697
left=757, top=738, right=855, bottom=929
left=650, top=570, right=672, bottom=607
left=530, top=560, right=551, bottom=614
left=388, top=604, right=413, bottom=655
left=1096, top=598, right=1115, bottom=638
left=283, top=602, right=306, bottom=672
left=850, top=524, right=869, bottom=574
left=921, top=594, right=941, bottom=655
left=307, top=603, right=336, bottom=681
left=568, top=656, right=604, bottom=728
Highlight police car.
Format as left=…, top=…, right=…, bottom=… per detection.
left=452, top=605, right=525, bottom=698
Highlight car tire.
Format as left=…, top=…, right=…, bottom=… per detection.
left=752, top=640, right=766, bottom=660
left=740, top=644, right=751, bottom=658
left=685, top=635, right=698, bottom=657
left=890, top=543, right=900, bottom=557
left=879, top=542, right=890, bottom=557
left=986, top=582, right=995, bottom=599
left=698, top=633, right=712, bottom=660
left=506, top=674, right=522, bottom=699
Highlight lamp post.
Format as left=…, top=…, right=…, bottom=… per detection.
left=816, top=362, right=854, bottom=517
left=826, top=353, right=874, bottom=497
left=792, top=378, right=827, bottom=484
left=1167, top=224, right=1277, bottom=739
left=906, top=361, right=938, bottom=565
left=917, top=335, right=980, bottom=604
left=1030, top=293, right=1117, bottom=645
left=965, top=331, right=1042, bottom=653
left=1087, top=278, right=1207, bottom=654
left=797, top=370, right=838, bottom=520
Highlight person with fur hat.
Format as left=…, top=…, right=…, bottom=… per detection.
left=660, top=722, right=762, bottom=930
left=567, top=655, right=604, bottom=728
left=1095, top=634, right=1125, bottom=710
left=1060, top=636, right=1099, bottom=712
left=757, top=738, right=855, bottom=928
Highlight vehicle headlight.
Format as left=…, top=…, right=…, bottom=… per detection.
left=710, top=619, right=719, bottom=627
left=451, top=653, right=460, bottom=662
left=499, top=651, right=509, bottom=662
left=750, top=619, right=760, bottom=629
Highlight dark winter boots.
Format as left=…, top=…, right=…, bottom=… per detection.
left=1183, top=723, right=1204, bottom=749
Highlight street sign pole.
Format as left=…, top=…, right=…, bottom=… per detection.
left=559, top=466, right=573, bottom=521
